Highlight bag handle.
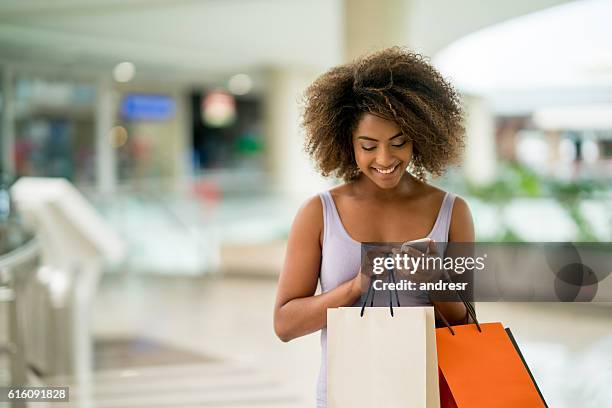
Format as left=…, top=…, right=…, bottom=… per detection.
left=359, top=267, right=401, bottom=317
left=436, top=288, right=481, bottom=335
left=457, top=289, right=481, bottom=331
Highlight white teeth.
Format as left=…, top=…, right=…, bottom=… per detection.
left=374, top=165, right=397, bottom=174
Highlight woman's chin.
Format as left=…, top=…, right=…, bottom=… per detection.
left=366, top=168, right=405, bottom=189
left=374, top=180, right=402, bottom=189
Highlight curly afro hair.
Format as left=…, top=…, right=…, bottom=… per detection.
left=301, top=46, right=464, bottom=181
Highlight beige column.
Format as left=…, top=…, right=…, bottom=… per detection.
left=173, top=91, right=191, bottom=189
left=95, top=79, right=116, bottom=194
left=264, top=68, right=331, bottom=199
left=1, top=66, right=15, bottom=176
left=343, top=0, right=414, bottom=62
left=463, top=95, right=497, bottom=185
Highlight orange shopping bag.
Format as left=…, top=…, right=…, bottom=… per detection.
left=436, top=318, right=547, bottom=408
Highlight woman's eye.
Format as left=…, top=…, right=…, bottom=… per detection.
left=392, top=141, right=407, bottom=148
left=361, top=145, right=376, bottom=151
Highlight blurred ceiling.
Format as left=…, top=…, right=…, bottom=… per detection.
left=0, top=0, right=343, bottom=83
left=0, top=0, right=588, bottom=98
left=434, top=0, right=612, bottom=114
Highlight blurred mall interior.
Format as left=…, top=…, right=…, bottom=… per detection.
left=1, top=0, right=612, bottom=407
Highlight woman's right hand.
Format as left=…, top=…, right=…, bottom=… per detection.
left=350, top=268, right=371, bottom=300
left=356, top=244, right=392, bottom=296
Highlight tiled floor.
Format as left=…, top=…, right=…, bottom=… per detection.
left=89, top=274, right=317, bottom=408
left=93, top=337, right=217, bottom=370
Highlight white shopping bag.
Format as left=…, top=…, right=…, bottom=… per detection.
left=327, top=306, right=440, bottom=408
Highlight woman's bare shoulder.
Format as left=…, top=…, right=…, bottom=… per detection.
left=415, top=182, right=472, bottom=239
left=413, top=179, right=447, bottom=202
left=416, top=181, right=472, bottom=214
left=295, top=194, right=323, bottom=225
left=294, top=184, right=354, bottom=225
left=288, top=194, right=325, bottom=247
left=328, top=182, right=353, bottom=198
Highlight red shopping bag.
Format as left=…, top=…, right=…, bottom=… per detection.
left=436, top=322, right=547, bottom=407
left=439, top=367, right=458, bottom=408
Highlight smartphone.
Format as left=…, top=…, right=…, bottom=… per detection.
left=400, top=237, right=431, bottom=254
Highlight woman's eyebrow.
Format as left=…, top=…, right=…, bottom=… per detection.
left=357, top=132, right=403, bottom=141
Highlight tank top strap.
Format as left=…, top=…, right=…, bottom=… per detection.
left=430, top=192, right=456, bottom=243
left=319, top=191, right=339, bottom=246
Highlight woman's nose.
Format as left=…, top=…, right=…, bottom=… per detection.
left=376, top=146, right=394, bottom=166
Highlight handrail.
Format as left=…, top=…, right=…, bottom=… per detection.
left=0, top=238, right=40, bottom=270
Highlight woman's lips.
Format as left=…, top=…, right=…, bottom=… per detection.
left=372, top=163, right=399, bottom=175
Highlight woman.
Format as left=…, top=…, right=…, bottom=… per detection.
left=273, top=47, right=474, bottom=408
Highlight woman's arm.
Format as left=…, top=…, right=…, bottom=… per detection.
left=273, top=196, right=362, bottom=342
left=432, top=196, right=475, bottom=324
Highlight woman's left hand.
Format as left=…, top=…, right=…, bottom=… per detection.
left=392, top=238, right=444, bottom=283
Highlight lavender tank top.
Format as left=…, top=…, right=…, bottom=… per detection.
left=316, top=190, right=456, bottom=408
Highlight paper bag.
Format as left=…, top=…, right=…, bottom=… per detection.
left=327, top=306, right=440, bottom=408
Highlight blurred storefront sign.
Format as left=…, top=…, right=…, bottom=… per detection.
left=120, top=94, right=175, bottom=121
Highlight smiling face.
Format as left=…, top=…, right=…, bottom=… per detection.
left=352, top=113, right=413, bottom=189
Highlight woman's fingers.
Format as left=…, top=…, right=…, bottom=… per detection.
left=427, top=239, right=439, bottom=256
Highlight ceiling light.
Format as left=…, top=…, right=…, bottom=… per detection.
left=113, top=62, right=136, bottom=83
left=228, top=74, right=252, bottom=95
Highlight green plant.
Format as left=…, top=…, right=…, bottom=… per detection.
left=465, top=162, right=607, bottom=242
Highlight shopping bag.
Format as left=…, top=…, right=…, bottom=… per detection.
left=505, top=328, right=548, bottom=406
left=436, top=322, right=547, bottom=407
left=439, top=367, right=458, bottom=408
left=327, top=305, right=440, bottom=408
